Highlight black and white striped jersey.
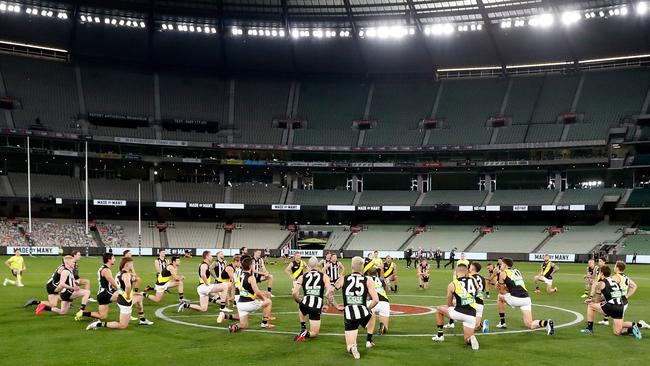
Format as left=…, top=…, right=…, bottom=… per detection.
left=301, top=270, right=325, bottom=309
left=326, top=261, right=341, bottom=282
left=343, top=273, right=370, bottom=320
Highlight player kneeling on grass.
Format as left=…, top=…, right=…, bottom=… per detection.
left=36, top=255, right=91, bottom=316
left=432, top=264, right=480, bottom=350
left=143, top=256, right=186, bottom=304
left=228, top=256, right=274, bottom=332
left=342, top=256, right=379, bottom=360
left=383, top=256, right=398, bottom=293
left=76, top=253, right=153, bottom=326
left=366, top=267, right=391, bottom=335
left=292, top=256, right=333, bottom=341
left=87, top=257, right=147, bottom=330
left=580, top=264, right=648, bottom=337
left=178, top=250, right=231, bottom=323
left=533, top=254, right=558, bottom=294
left=496, top=258, right=554, bottom=335
left=4, top=249, right=26, bottom=287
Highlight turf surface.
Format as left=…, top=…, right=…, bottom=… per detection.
left=1, top=256, right=649, bottom=366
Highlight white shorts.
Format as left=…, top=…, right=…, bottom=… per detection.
left=369, top=300, right=390, bottom=318
left=197, top=284, right=214, bottom=297
left=504, top=293, right=532, bottom=311
left=542, top=277, right=553, bottom=286
left=448, top=307, right=476, bottom=329
left=476, top=304, right=484, bottom=318
left=235, top=294, right=240, bottom=303
left=237, top=300, right=263, bottom=317
left=118, top=303, right=133, bottom=315
left=155, top=282, right=170, bottom=293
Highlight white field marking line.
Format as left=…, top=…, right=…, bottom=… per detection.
left=155, top=303, right=583, bottom=337
left=167, top=304, right=436, bottom=318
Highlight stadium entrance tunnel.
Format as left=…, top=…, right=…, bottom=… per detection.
left=322, top=304, right=434, bottom=317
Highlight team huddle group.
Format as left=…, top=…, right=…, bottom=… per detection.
left=4, top=248, right=649, bottom=359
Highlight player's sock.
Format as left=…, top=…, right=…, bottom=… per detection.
left=134, top=287, right=139, bottom=292
left=603, top=317, right=609, bottom=323
left=301, top=321, right=306, bottom=330
left=182, top=302, right=190, bottom=309
left=209, top=298, right=218, bottom=304
left=394, top=285, right=398, bottom=292
left=83, top=310, right=91, bottom=317
left=45, top=305, right=52, bottom=312
left=486, top=291, right=489, bottom=297
left=100, top=321, right=107, bottom=328
left=448, top=319, right=455, bottom=325
left=139, top=312, right=146, bottom=321
left=366, top=333, right=373, bottom=342
left=535, top=286, right=540, bottom=291
left=587, top=321, right=594, bottom=331
left=179, top=293, right=184, bottom=301
left=262, top=317, right=269, bottom=325
left=499, top=313, right=506, bottom=325
left=80, top=304, right=87, bottom=310
left=227, top=314, right=235, bottom=320
left=437, top=325, right=444, bottom=337
left=220, top=303, right=226, bottom=310
left=539, top=320, right=548, bottom=327
left=305, top=331, right=311, bottom=338
left=267, top=287, right=272, bottom=292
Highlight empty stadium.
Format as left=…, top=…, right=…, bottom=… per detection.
left=1, top=0, right=650, bottom=364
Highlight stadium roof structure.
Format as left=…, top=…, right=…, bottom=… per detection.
left=0, top=0, right=649, bottom=74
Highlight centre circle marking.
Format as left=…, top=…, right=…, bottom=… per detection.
left=155, top=303, right=583, bottom=337
left=322, top=303, right=434, bottom=317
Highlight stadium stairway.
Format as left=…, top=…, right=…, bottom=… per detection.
left=352, top=191, right=362, bottom=205
left=278, top=231, right=296, bottom=250
left=340, top=232, right=357, bottom=251
left=461, top=230, right=486, bottom=252
left=91, top=230, right=105, bottom=248
left=224, top=186, right=232, bottom=203
left=155, top=183, right=162, bottom=202
left=398, top=230, right=418, bottom=251
left=1, top=175, right=15, bottom=196
left=160, top=230, right=169, bottom=249
left=223, top=230, right=231, bottom=248
left=531, top=232, right=553, bottom=253
left=414, top=192, right=425, bottom=206
left=481, top=191, right=493, bottom=206
left=280, top=186, right=289, bottom=204
left=617, top=189, right=633, bottom=208
left=552, top=191, right=564, bottom=205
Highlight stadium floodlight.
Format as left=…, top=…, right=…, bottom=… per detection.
left=79, top=14, right=85, bottom=21
left=561, top=11, right=581, bottom=25
left=47, top=10, right=53, bottom=17
left=598, top=10, right=605, bottom=17
left=409, top=28, right=415, bottom=35
left=58, top=12, right=67, bottom=19
left=139, top=21, right=145, bottom=28
left=6, top=4, right=12, bottom=11
left=211, top=27, right=217, bottom=34
left=500, top=20, right=512, bottom=28
left=0, top=3, right=6, bottom=11
left=376, top=26, right=389, bottom=38
left=104, top=17, right=109, bottom=24
left=162, top=23, right=168, bottom=30
left=367, top=28, right=377, bottom=38
left=313, top=29, right=324, bottom=38
left=264, top=29, right=271, bottom=36
left=476, top=24, right=482, bottom=30
left=514, top=19, right=526, bottom=27
left=196, top=26, right=202, bottom=32
left=118, top=19, right=125, bottom=26
left=638, top=2, right=648, bottom=15
left=279, top=29, right=285, bottom=37
left=621, top=6, right=628, bottom=15
left=423, top=26, right=431, bottom=35
left=443, top=23, right=454, bottom=35
left=111, top=19, right=117, bottom=25
left=189, top=25, right=195, bottom=32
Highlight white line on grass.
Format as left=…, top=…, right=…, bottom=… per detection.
left=155, top=303, right=583, bottom=337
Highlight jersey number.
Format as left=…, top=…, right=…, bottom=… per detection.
left=345, top=276, right=364, bottom=296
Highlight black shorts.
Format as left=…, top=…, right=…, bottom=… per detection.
left=60, top=290, right=73, bottom=302
left=255, top=274, right=266, bottom=283
left=601, top=303, right=624, bottom=320
left=299, top=303, right=322, bottom=321
left=422, top=276, right=429, bottom=283
left=344, top=314, right=372, bottom=331
left=97, top=291, right=113, bottom=305
left=117, top=295, right=132, bottom=307
left=46, top=282, right=58, bottom=295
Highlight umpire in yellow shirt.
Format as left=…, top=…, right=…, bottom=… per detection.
left=4, top=249, right=26, bottom=287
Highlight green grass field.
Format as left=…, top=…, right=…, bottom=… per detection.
left=1, top=256, right=649, bottom=366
